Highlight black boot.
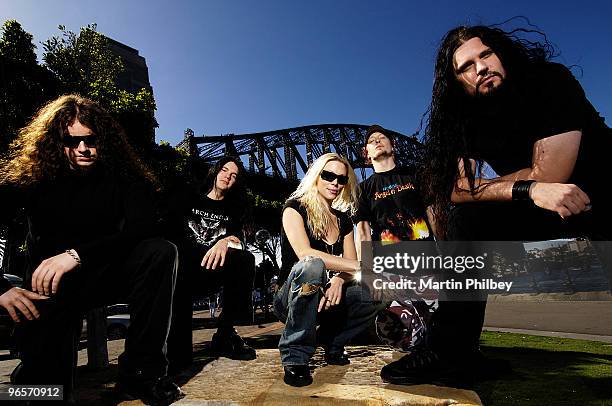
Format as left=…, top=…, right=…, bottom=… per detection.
left=324, top=350, right=350, bottom=366
left=210, top=329, right=256, bottom=360
left=117, top=367, right=184, bottom=406
left=283, top=365, right=312, bottom=387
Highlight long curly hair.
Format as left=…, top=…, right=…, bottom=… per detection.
left=288, top=153, right=358, bottom=241
left=422, top=24, right=555, bottom=238
left=0, top=94, right=157, bottom=187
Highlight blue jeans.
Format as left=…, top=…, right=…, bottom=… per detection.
left=273, top=256, right=384, bottom=366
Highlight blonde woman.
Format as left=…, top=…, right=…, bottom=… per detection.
left=274, top=153, right=382, bottom=387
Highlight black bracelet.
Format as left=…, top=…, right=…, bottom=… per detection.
left=512, top=180, right=536, bottom=201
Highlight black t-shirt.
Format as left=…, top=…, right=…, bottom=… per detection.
left=0, top=167, right=157, bottom=294
left=185, top=195, right=243, bottom=248
left=354, top=166, right=433, bottom=242
left=467, top=62, right=611, bottom=203
left=164, top=186, right=244, bottom=252
left=279, top=199, right=353, bottom=287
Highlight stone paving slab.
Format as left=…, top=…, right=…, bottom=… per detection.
left=0, top=319, right=482, bottom=405
left=174, top=347, right=481, bottom=406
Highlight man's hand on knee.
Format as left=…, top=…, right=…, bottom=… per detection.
left=201, top=236, right=240, bottom=270
left=0, top=287, right=49, bottom=322
left=31, top=251, right=80, bottom=295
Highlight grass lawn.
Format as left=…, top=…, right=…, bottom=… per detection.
left=476, top=331, right=612, bottom=405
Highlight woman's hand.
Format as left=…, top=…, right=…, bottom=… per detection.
left=318, top=275, right=345, bottom=312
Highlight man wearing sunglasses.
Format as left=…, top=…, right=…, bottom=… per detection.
left=0, top=94, right=183, bottom=405
left=62, top=131, right=99, bottom=168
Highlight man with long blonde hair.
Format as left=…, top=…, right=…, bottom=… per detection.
left=0, top=94, right=183, bottom=404
left=274, top=153, right=382, bottom=387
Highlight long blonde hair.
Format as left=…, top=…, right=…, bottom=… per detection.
left=288, top=153, right=358, bottom=240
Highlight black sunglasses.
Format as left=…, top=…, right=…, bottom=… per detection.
left=63, top=135, right=98, bottom=148
left=320, top=170, right=349, bottom=185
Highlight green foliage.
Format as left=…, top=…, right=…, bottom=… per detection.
left=0, top=20, right=36, bottom=65
left=149, top=141, right=192, bottom=191
left=247, top=190, right=284, bottom=209
left=42, top=24, right=123, bottom=106
left=0, top=20, right=56, bottom=152
left=42, top=24, right=157, bottom=150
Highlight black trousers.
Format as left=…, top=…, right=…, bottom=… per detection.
left=167, top=246, right=255, bottom=369
left=429, top=201, right=612, bottom=359
left=13, top=238, right=178, bottom=392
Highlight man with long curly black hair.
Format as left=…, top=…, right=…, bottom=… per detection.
left=416, top=24, right=612, bottom=386
left=423, top=24, right=611, bottom=241
left=0, top=94, right=184, bottom=404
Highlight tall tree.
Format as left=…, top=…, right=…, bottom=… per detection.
left=42, top=24, right=122, bottom=107
left=0, top=20, right=56, bottom=152
left=42, top=24, right=157, bottom=151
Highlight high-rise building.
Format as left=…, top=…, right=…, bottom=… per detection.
left=107, top=37, right=153, bottom=94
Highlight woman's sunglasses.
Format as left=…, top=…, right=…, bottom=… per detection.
left=320, top=170, right=348, bottom=185
left=62, top=135, right=98, bottom=148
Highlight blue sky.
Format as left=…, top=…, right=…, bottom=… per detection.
left=2, top=0, right=611, bottom=146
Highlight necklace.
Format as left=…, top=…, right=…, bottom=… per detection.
left=324, top=215, right=342, bottom=279
left=323, top=214, right=341, bottom=256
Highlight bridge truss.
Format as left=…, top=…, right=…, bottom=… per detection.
left=177, top=124, right=423, bottom=180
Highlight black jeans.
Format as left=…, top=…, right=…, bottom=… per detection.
left=429, top=201, right=612, bottom=360
left=167, top=246, right=255, bottom=369
left=13, top=238, right=178, bottom=393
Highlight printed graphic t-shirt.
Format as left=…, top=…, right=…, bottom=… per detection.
left=184, top=194, right=244, bottom=248
left=354, top=166, right=433, bottom=242
left=279, top=199, right=353, bottom=287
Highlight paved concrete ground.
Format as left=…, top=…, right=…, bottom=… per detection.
left=484, top=292, right=612, bottom=338
left=0, top=321, right=482, bottom=405
left=1, top=295, right=610, bottom=405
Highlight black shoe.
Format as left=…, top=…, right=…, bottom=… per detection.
left=210, top=329, right=257, bottom=361
left=325, top=350, right=350, bottom=366
left=10, top=362, right=77, bottom=405
left=283, top=365, right=313, bottom=387
left=10, top=362, right=24, bottom=384
left=116, top=375, right=185, bottom=406
left=380, top=348, right=461, bottom=386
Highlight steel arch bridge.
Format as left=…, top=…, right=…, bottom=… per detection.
left=177, top=124, right=423, bottom=180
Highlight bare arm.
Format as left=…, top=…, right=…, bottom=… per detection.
left=333, top=231, right=358, bottom=282
left=283, top=208, right=359, bottom=273
left=426, top=206, right=440, bottom=240
left=452, top=131, right=582, bottom=202
left=450, top=131, right=590, bottom=218
left=355, top=220, right=372, bottom=261
left=320, top=229, right=358, bottom=311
